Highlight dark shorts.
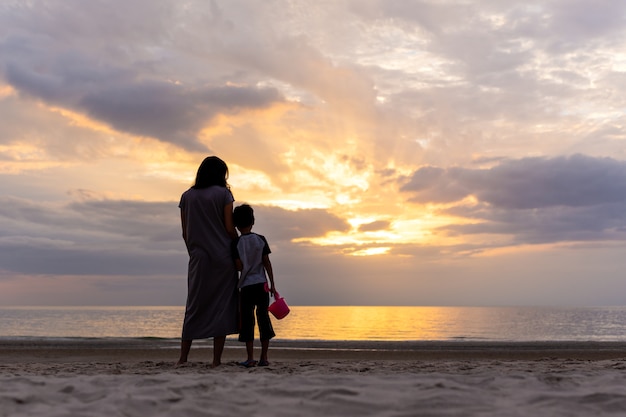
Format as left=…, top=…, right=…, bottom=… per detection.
left=239, top=283, right=275, bottom=342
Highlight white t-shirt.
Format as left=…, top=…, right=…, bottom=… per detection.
left=232, top=232, right=271, bottom=288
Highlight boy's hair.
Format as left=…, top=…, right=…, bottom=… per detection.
left=233, top=204, right=255, bottom=228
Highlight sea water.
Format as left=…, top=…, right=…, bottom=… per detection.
left=1, top=306, right=625, bottom=342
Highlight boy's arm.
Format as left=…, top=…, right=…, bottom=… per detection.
left=262, top=254, right=275, bottom=294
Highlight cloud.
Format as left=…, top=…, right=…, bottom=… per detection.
left=401, top=154, right=626, bottom=208
left=0, top=1, right=287, bottom=152
left=0, top=196, right=184, bottom=275
left=445, top=202, right=626, bottom=245
left=547, top=0, right=626, bottom=47
left=242, top=205, right=351, bottom=243
left=358, top=220, right=391, bottom=232
left=3, top=61, right=283, bottom=151
left=401, top=154, right=626, bottom=245
left=350, top=0, right=626, bottom=167
left=0, top=195, right=349, bottom=276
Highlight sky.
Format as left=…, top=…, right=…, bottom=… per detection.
left=1, top=0, right=626, bottom=306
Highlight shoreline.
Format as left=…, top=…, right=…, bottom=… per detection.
left=2, top=339, right=625, bottom=365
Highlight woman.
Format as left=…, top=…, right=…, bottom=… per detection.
left=177, top=156, right=239, bottom=367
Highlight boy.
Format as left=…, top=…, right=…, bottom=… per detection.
left=232, top=204, right=276, bottom=367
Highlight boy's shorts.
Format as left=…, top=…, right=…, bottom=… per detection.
left=239, top=283, right=276, bottom=342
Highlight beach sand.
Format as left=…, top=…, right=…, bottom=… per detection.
left=1, top=339, right=625, bottom=416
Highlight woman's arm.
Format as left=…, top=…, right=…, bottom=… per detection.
left=180, top=209, right=192, bottom=253
left=180, top=209, right=188, bottom=243
left=223, top=202, right=238, bottom=240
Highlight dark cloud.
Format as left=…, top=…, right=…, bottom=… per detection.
left=248, top=205, right=351, bottom=243
left=82, top=82, right=282, bottom=151
left=0, top=196, right=180, bottom=245
left=401, top=154, right=626, bottom=209
left=0, top=239, right=186, bottom=276
left=4, top=61, right=282, bottom=151
left=67, top=199, right=182, bottom=245
left=400, top=166, right=470, bottom=204
left=443, top=202, right=626, bottom=245
left=401, top=154, right=626, bottom=245
left=0, top=0, right=285, bottom=151
left=476, top=155, right=626, bottom=209
left=0, top=196, right=349, bottom=276
left=0, top=196, right=184, bottom=275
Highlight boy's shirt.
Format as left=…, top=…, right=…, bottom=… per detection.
left=231, top=232, right=271, bottom=288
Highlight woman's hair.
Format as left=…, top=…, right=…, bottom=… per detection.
left=192, top=156, right=229, bottom=189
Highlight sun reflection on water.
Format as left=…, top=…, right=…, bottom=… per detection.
left=272, top=306, right=470, bottom=341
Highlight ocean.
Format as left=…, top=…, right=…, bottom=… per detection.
left=1, top=305, right=625, bottom=342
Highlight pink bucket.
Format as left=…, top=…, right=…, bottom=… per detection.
left=268, top=291, right=290, bottom=320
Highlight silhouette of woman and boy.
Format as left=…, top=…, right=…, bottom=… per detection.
left=176, top=156, right=278, bottom=368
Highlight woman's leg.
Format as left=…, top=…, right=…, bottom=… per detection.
left=212, top=336, right=226, bottom=368
left=177, top=339, right=193, bottom=366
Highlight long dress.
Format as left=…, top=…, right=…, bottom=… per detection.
left=179, top=185, right=238, bottom=339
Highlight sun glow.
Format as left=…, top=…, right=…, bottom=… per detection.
left=297, top=219, right=421, bottom=256
left=289, top=200, right=477, bottom=256
left=350, top=247, right=391, bottom=256
left=48, top=106, right=117, bottom=133
left=0, top=143, right=69, bottom=173
left=0, top=85, right=16, bottom=98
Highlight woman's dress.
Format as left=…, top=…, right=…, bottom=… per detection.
left=179, top=186, right=238, bottom=339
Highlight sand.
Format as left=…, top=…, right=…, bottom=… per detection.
left=1, top=339, right=626, bottom=416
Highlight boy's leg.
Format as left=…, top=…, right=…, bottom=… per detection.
left=246, top=340, right=254, bottom=361
left=260, top=338, right=270, bottom=363
left=239, top=286, right=257, bottom=364
left=256, top=285, right=275, bottom=363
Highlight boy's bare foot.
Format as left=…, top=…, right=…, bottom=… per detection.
left=175, top=359, right=188, bottom=367
left=211, top=361, right=221, bottom=368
